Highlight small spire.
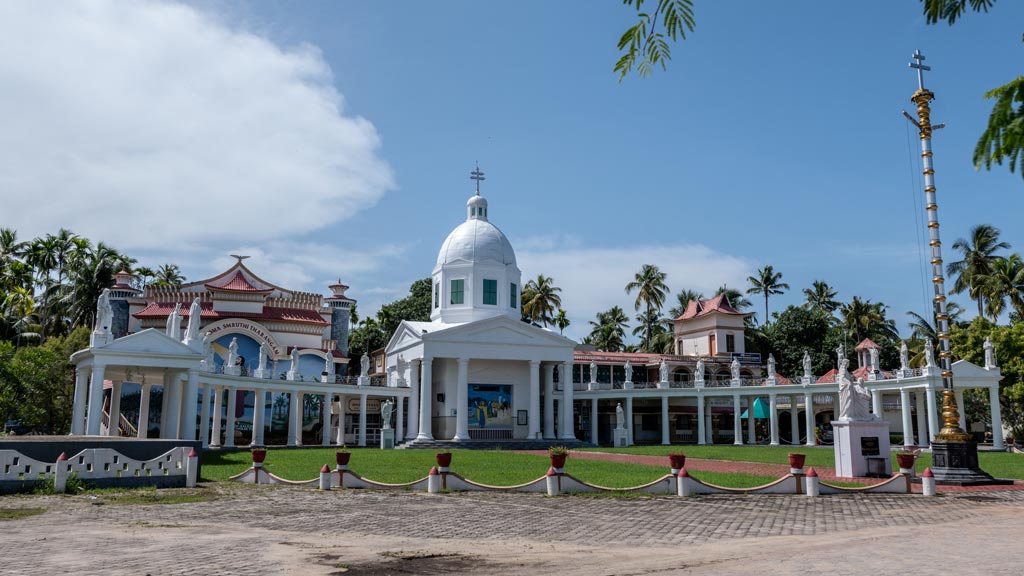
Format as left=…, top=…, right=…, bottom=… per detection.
left=909, top=49, right=930, bottom=91
left=470, top=162, right=486, bottom=195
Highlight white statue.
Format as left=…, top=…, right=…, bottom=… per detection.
left=836, top=344, right=845, bottom=369
left=899, top=341, right=910, bottom=372
left=802, top=350, right=812, bottom=379
left=730, top=357, right=740, bottom=381
left=837, top=358, right=872, bottom=421
left=360, top=352, right=370, bottom=377
left=257, top=343, right=268, bottom=372
left=380, top=398, right=394, bottom=429
left=324, top=351, right=334, bottom=376
left=869, top=347, right=880, bottom=372
left=184, top=297, right=202, bottom=342
left=984, top=337, right=997, bottom=369
left=166, top=303, right=182, bottom=340
left=695, top=357, right=705, bottom=381
left=924, top=339, right=936, bottom=368
left=164, top=305, right=174, bottom=336
left=590, top=361, right=598, bottom=383
left=95, top=288, right=113, bottom=334
left=624, top=361, right=633, bottom=383
left=290, top=347, right=300, bottom=371
left=615, top=403, right=625, bottom=430
left=227, top=337, right=238, bottom=367
left=659, top=360, right=669, bottom=383
left=767, top=354, right=776, bottom=379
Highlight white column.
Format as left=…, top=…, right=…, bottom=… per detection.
left=543, top=364, right=556, bottom=439
left=137, top=383, right=151, bottom=439
left=926, top=385, right=940, bottom=445
left=71, top=366, right=90, bottom=435
left=253, top=390, right=267, bottom=447
left=210, top=387, right=223, bottom=447
left=560, top=361, right=575, bottom=440
left=358, top=393, right=368, bottom=447
left=86, top=363, right=106, bottom=435
left=955, top=388, right=967, bottom=431
left=871, top=390, right=882, bottom=418
left=747, top=396, right=756, bottom=444
left=900, top=388, right=914, bottom=449
left=199, top=384, right=212, bottom=448
left=804, top=393, right=816, bottom=446
left=733, top=394, right=742, bottom=445
left=990, top=385, right=1005, bottom=450
left=789, top=397, right=800, bottom=444
left=625, top=396, right=634, bottom=446
left=396, top=394, right=404, bottom=442
left=915, top=390, right=927, bottom=447
left=417, top=358, right=434, bottom=440
left=660, top=396, right=670, bottom=445
left=704, top=397, right=714, bottom=444
left=769, top=394, right=779, bottom=446
left=528, top=360, right=540, bottom=440
left=406, top=360, right=420, bottom=440
left=288, top=391, right=300, bottom=447
left=224, top=388, right=237, bottom=448
left=106, top=380, right=122, bottom=437
left=590, top=398, right=598, bottom=445
left=321, top=393, right=333, bottom=446
left=182, top=369, right=199, bottom=440
left=697, top=394, right=706, bottom=445
left=455, top=358, right=471, bottom=441
left=159, top=373, right=172, bottom=439
left=336, top=394, right=347, bottom=445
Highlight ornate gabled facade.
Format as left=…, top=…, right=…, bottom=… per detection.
left=672, top=294, right=752, bottom=357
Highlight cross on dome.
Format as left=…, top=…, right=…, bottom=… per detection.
left=470, top=163, right=485, bottom=195
left=909, top=49, right=930, bottom=91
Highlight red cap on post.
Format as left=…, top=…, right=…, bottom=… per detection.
left=806, top=467, right=818, bottom=478
left=56, top=452, right=68, bottom=461
left=429, top=466, right=439, bottom=476
left=320, top=464, right=330, bottom=473
left=678, top=468, right=689, bottom=478
left=546, top=467, right=557, bottom=477
left=188, top=448, right=199, bottom=458
left=922, top=467, right=933, bottom=478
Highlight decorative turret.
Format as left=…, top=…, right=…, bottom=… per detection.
left=325, top=278, right=356, bottom=358
left=108, top=269, right=141, bottom=338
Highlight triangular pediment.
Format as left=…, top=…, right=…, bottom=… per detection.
left=952, top=359, right=998, bottom=379
left=385, top=322, right=425, bottom=354
left=96, top=329, right=200, bottom=356
left=427, top=315, right=576, bottom=348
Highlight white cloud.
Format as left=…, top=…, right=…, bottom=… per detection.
left=0, top=0, right=393, bottom=249
left=518, top=243, right=753, bottom=342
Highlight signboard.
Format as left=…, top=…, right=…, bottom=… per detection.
left=347, top=397, right=382, bottom=414
left=860, top=436, right=880, bottom=456
left=203, top=318, right=282, bottom=355
left=468, top=384, right=512, bottom=429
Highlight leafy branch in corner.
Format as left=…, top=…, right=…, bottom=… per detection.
left=615, top=0, right=695, bottom=81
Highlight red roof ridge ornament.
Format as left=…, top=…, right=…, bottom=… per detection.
left=855, top=338, right=880, bottom=351
left=205, top=270, right=273, bottom=294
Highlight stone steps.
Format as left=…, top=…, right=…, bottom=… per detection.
left=396, top=438, right=594, bottom=451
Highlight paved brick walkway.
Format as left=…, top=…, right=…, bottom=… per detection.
left=2, top=483, right=1024, bottom=574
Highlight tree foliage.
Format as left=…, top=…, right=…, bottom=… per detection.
left=615, top=0, right=695, bottom=80
left=746, top=265, right=789, bottom=325
left=347, top=278, right=432, bottom=370
left=950, top=317, right=1024, bottom=437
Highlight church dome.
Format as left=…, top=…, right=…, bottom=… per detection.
left=435, top=194, right=517, bottom=269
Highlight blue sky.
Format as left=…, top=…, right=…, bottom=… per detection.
left=3, top=1, right=1023, bottom=343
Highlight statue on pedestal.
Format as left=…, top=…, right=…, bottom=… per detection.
left=590, top=361, right=598, bottom=383
left=324, top=352, right=334, bottom=376
left=184, top=297, right=202, bottom=342
left=380, top=398, right=394, bottom=429
left=615, top=403, right=625, bottom=430
left=659, top=360, right=669, bottom=383
left=802, top=350, right=812, bottom=380
left=730, top=357, right=740, bottom=381
left=984, top=337, right=997, bottom=369
left=837, top=358, right=872, bottom=421
left=624, top=361, right=632, bottom=383
left=695, top=357, right=705, bottom=382
left=767, top=354, right=776, bottom=379
left=226, top=337, right=238, bottom=371
left=360, top=352, right=370, bottom=377
left=257, top=343, right=268, bottom=373
left=869, top=347, right=880, bottom=373
left=899, top=341, right=910, bottom=372
left=924, top=339, right=936, bottom=368
left=836, top=344, right=845, bottom=370
left=95, top=289, right=113, bottom=334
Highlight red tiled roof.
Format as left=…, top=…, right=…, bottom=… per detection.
left=855, top=338, right=879, bottom=351
left=572, top=350, right=759, bottom=364
left=205, top=271, right=272, bottom=294
left=816, top=366, right=894, bottom=383
left=134, top=302, right=328, bottom=325
left=675, top=293, right=747, bottom=320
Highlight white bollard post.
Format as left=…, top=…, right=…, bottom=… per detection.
left=54, top=452, right=69, bottom=494
left=805, top=467, right=820, bottom=497
left=427, top=466, right=441, bottom=494
left=185, top=448, right=199, bottom=488
left=676, top=469, right=691, bottom=497
left=319, top=464, right=331, bottom=491
left=546, top=467, right=560, bottom=496
left=921, top=467, right=936, bottom=496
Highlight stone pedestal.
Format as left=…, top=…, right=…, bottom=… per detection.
left=613, top=428, right=628, bottom=447
left=90, top=331, right=113, bottom=348
left=800, top=376, right=813, bottom=386
left=833, top=419, right=891, bottom=477
left=224, top=365, right=241, bottom=377
left=357, top=376, right=369, bottom=387
left=623, top=381, right=634, bottom=390
left=253, top=369, right=270, bottom=379
left=930, top=441, right=1010, bottom=486
left=657, top=381, right=669, bottom=389
left=380, top=428, right=395, bottom=449
left=588, top=382, right=600, bottom=391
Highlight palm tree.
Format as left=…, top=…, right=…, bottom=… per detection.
left=668, top=288, right=704, bottom=319
left=802, top=280, right=839, bottom=314
left=716, top=284, right=752, bottom=311
left=982, top=254, right=1024, bottom=322
left=840, top=297, right=898, bottom=343
left=746, top=265, right=789, bottom=325
left=132, top=266, right=156, bottom=290
left=62, top=242, right=122, bottom=329
left=588, top=306, right=629, bottom=352
left=625, top=264, right=668, bottom=350
left=152, top=263, right=186, bottom=287
left=947, top=224, right=1011, bottom=317
left=631, top=308, right=667, bottom=352
left=554, top=309, right=570, bottom=335
left=521, top=275, right=562, bottom=327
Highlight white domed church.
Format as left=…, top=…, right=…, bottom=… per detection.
left=385, top=181, right=577, bottom=443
